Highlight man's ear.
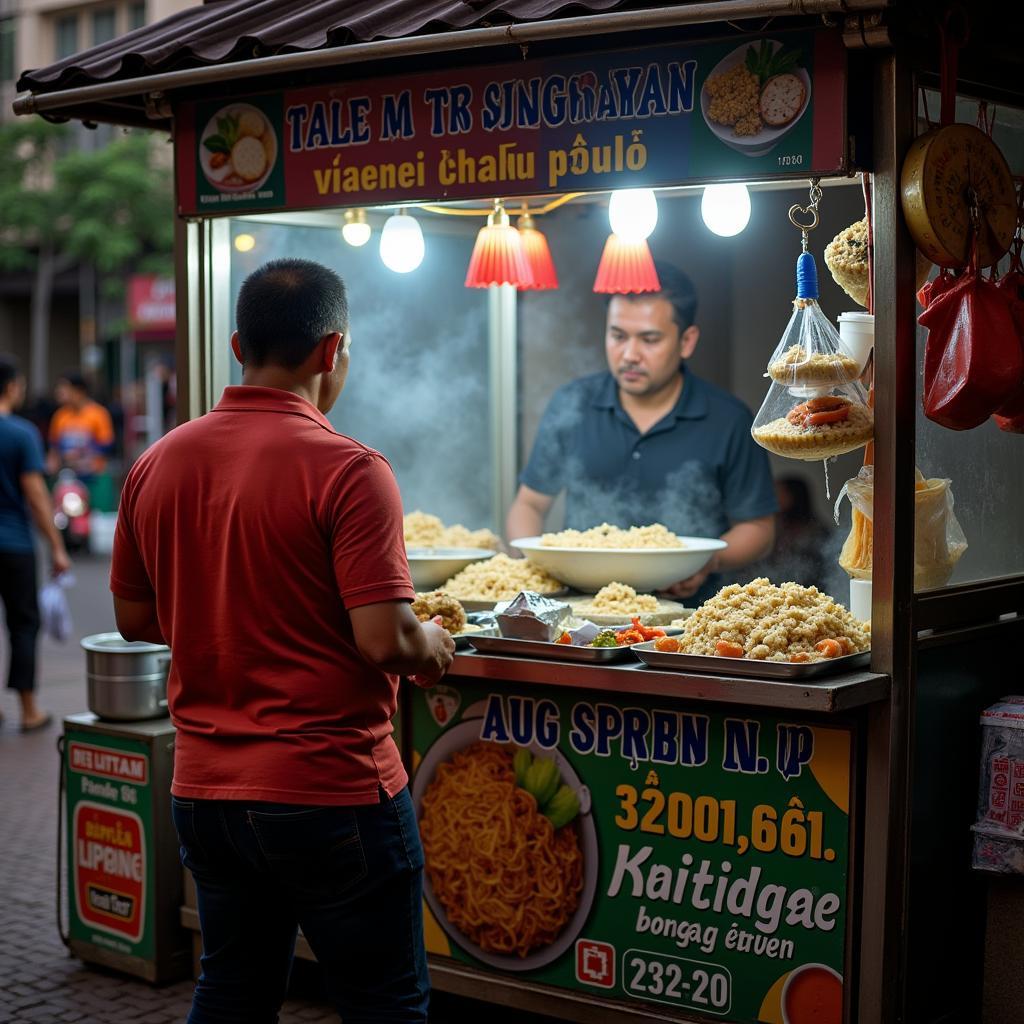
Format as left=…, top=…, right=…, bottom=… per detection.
left=230, top=332, right=244, bottom=367
left=680, top=325, right=700, bottom=360
left=321, top=332, right=343, bottom=372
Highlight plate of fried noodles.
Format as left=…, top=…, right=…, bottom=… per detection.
left=412, top=717, right=599, bottom=970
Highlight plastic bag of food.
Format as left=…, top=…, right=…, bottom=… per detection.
left=919, top=258, right=1023, bottom=431
left=754, top=253, right=873, bottom=461
left=992, top=267, right=1024, bottom=433
left=39, top=572, right=75, bottom=643
left=835, top=467, right=967, bottom=590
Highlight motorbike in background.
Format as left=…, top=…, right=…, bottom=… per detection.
left=52, top=468, right=91, bottom=552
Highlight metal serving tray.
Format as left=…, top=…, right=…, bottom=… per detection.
left=467, top=634, right=636, bottom=663
left=631, top=640, right=871, bottom=680
left=453, top=626, right=498, bottom=650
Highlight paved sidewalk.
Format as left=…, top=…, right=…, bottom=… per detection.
left=0, top=555, right=555, bottom=1024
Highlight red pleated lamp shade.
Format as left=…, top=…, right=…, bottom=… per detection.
left=465, top=203, right=534, bottom=288
left=516, top=213, right=558, bottom=291
left=592, top=234, right=661, bottom=294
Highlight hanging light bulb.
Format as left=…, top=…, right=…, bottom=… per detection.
left=701, top=183, right=751, bottom=237
left=465, top=199, right=534, bottom=288
left=608, top=188, right=658, bottom=243
left=593, top=235, right=661, bottom=294
left=515, top=210, right=558, bottom=291
left=379, top=209, right=425, bottom=273
left=234, top=233, right=256, bottom=253
left=342, top=208, right=371, bottom=247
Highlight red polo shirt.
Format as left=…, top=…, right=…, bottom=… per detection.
left=110, top=386, right=415, bottom=805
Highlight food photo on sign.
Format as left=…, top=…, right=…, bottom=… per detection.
left=411, top=684, right=852, bottom=1023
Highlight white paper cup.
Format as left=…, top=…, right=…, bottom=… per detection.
left=837, top=311, right=874, bottom=375
left=849, top=578, right=872, bottom=623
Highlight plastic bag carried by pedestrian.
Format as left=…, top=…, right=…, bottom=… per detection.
left=39, top=573, right=75, bottom=643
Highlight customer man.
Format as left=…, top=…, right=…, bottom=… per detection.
left=507, top=263, right=776, bottom=601
left=111, top=259, right=454, bottom=1023
left=0, top=355, right=70, bottom=731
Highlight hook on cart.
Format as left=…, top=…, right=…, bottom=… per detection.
left=788, top=178, right=823, bottom=252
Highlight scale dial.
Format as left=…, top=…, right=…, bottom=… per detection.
left=901, top=123, right=1016, bottom=269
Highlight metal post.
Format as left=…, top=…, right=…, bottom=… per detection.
left=488, top=284, right=518, bottom=535
left=858, top=50, right=917, bottom=1024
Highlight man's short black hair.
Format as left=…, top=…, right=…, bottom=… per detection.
left=60, top=371, right=88, bottom=394
left=0, top=354, right=21, bottom=395
left=611, top=261, right=698, bottom=332
left=235, top=259, right=349, bottom=369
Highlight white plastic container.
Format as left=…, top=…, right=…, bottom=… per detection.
left=836, top=311, right=874, bottom=375
left=849, top=578, right=872, bottom=623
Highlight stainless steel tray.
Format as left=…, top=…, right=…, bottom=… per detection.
left=631, top=640, right=870, bottom=679
left=453, top=626, right=498, bottom=650
left=467, top=634, right=636, bottom=662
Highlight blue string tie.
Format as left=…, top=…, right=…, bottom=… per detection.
left=796, top=251, right=819, bottom=300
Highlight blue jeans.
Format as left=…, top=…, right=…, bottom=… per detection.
left=171, top=788, right=429, bottom=1024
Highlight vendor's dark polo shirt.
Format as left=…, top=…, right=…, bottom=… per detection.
left=521, top=369, right=777, bottom=601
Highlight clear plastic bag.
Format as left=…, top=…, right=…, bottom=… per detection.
left=753, top=252, right=873, bottom=461
left=39, top=573, right=75, bottom=643
left=835, top=467, right=968, bottom=591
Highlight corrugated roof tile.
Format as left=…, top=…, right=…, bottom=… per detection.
left=18, top=0, right=630, bottom=92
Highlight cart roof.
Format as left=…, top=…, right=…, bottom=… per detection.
left=15, top=0, right=640, bottom=128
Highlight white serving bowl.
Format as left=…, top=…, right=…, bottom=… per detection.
left=510, top=536, right=727, bottom=594
left=406, top=548, right=496, bottom=591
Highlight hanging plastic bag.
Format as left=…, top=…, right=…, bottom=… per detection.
left=917, top=267, right=958, bottom=310
left=39, top=572, right=75, bottom=643
left=753, top=251, right=873, bottom=461
left=992, top=264, right=1024, bottom=433
left=835, top=467, right=967, bottom=591
left=919, top=244, right=1023, bottom=430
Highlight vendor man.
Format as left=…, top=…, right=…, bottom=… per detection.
left=507, top=262, right=776, bottom=601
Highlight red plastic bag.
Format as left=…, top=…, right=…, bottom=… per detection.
left=993, top=268, right=1024, bottom=433
left=917, top=268, right=957, bottom=310
left=919, top=262, right=1023, bottom=431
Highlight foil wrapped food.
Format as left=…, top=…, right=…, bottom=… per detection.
left=497, top=591, right=571, bottom=642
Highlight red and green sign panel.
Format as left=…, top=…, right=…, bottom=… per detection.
left=66, top=731, right=155, bottom=959
left=412, top=682, right=851, bottom=1023
left=175, top=30, right=845, bottom=216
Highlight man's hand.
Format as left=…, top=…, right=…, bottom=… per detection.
left=663, top=554, right=721, bottom=600
left=409, top=620, right=456, bottom=689
left=52, top=546, right=72, bottom=577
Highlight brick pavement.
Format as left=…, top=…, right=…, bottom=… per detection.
left=0, top=555, right=556, bottom=1024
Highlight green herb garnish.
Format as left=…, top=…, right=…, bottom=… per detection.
left=745, top=41, right=802, bottom=85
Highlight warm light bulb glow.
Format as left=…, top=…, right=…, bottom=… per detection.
left=608, top=188, right=658, bottom=243
left=701, top=183, right=751, bottom=237
left=342, top=209, right=372, bottom=247
left=379, top=211, right=425, bottom=273
left=234, top=233, right=256, bottom=253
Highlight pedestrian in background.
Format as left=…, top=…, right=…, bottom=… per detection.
left=0, top=355, right=71, bottom=732
left=110, top=259, right=453, bottom=1023
left=47, top=371, right=115, bottom=480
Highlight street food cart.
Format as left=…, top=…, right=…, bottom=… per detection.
left=17, top=2, right=1024, bottom=1021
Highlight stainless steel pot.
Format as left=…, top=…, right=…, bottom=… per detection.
left=81, top=632, right=171, bottom=721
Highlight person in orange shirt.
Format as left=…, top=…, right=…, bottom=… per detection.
left=47, top=372, right=115, bottom=481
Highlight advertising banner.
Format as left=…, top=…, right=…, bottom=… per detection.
left=175, top=30, right=845, bottom=217
left=412, top=681, right=852, bottom=1023
left=66, top=731, right=155, bottom=959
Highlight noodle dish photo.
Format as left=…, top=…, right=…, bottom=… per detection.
left=411, top=717, right=599, bottom=971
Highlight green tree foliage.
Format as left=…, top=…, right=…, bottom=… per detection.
left=0, top=119, right=173, bottom=274
left=0, top=119, right=174, bottom=390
